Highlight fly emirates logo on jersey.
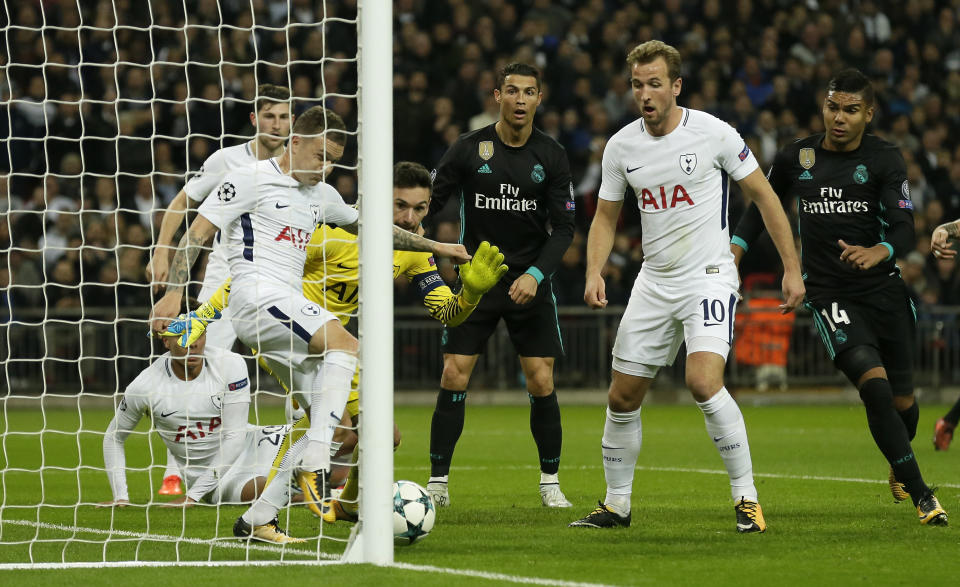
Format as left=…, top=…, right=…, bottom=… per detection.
left=475, top=183, right=538, bottom=212
left=801, top=187, right=869, bottom=214
left=638, top=185, right=695, bottom=211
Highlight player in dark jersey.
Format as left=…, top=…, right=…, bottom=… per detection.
left=426, top=62, right=576, bottom=508
left=732, top=69, right=947, bottom=526
left=930, top=218, right=960, bottom=451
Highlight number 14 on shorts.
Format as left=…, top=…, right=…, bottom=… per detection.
left=819, top=301, right=851, bottom=332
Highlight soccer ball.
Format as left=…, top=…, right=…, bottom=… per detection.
left=393, top=480, right=435, bottom=545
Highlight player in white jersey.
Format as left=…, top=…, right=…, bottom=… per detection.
left=147, top=84, right=293, bottom=497
left=569, top=41, right=804, bottom=533
left=150, top=106, right=470, bottom=543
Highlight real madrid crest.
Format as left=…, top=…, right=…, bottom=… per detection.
left=478, top=141, right=494, bottom=161
left=799, top=148, right=815, bottom=170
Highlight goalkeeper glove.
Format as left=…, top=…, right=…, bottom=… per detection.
left=160, top=303, right=222, bottom=347
left=460, top=241, right=509, bottom=304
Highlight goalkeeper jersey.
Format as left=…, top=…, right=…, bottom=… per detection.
left=303, top=225, right=454, bottom=324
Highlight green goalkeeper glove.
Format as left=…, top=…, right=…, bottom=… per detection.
left=460, top=241, right=509, bottom=305
left=159, top=303, right=221, bottom=347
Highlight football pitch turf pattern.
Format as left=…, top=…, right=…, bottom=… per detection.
left=1, top=402, right=958, bottom=585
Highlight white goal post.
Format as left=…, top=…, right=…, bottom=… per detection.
left=0, top=0, right=393, bottom=568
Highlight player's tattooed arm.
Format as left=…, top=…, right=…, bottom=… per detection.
left=166, top=226, right=206, bottom=292
left=150, top=215, right=218, bottom=332
left=393, top=225, right=471, bottom=263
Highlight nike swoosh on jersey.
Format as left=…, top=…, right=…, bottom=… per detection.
left=275, top=203, right=290, bottom=209
left=160, top=411, right=177, bottom=418
left=626, top=165, right=644, bottom=173
left=336, top=262, right=355, bottom=270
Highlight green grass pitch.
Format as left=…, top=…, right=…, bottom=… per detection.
left=1, top=401, right=958, bottom=585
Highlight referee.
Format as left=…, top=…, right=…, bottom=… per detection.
left=732, top=68, right=947, bottom=526
left=426, top=63, right=576, bottom=508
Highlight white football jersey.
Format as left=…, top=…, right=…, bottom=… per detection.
left=599, top=108, right=759, bottom=281
left=197, top=158, right=359, bottom=289
left=183, top=142, right=258, bottom=302
left=111, top=346, right=250, bottom=491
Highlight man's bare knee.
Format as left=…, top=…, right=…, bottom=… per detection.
left=440, top=354, right=477, bottom=390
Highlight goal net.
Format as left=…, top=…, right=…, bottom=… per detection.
left=1, top=0, right=394, bottom=567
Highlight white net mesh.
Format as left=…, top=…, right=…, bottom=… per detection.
left=0, top=0, right=372, bottom=566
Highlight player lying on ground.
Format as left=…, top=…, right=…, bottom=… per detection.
left=146, top=83, right=298, bottom=498
left=734, top=68, right=947, bottom=526
left=101, top=327, right=301, bottom=533
left=931, top=218, right=960, bottom=452
left=166, top=164, right=509, bottom=524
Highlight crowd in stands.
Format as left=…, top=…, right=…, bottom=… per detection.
left=4, top=0, right=960, bottom=324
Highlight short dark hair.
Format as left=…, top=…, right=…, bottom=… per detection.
left=826, top=68, right=874, bottom=106
left=394, top=161, right=432, bottom=191
left=496, top=62, right=541, bottom=91
left=292, top=106, right=347, bottom=145
left=254, top=83, right=291, bottom=113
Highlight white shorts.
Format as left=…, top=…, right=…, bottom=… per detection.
left=229, top=281, right=338, bottom=375
left=209, top=424, right=290, bottom=504
left=612, top=272, right=739, bottom=374
left=204, top=305, right=238, bottom=350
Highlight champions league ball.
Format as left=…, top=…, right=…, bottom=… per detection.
left=393, top=480, right=436, bottom=545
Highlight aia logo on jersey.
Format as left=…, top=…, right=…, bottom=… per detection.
left=275, top=226, right=310, bottom=250
left=639, top=185, right=694, bottom=211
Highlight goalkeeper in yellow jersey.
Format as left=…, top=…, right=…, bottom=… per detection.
left=164, top=161, right=508, bottom=521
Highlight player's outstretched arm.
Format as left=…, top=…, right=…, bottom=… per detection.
left=932, top=219, right=960, bottom=259
left=391, top=225, right=471, bottom=263
left=736, top=168, right=805, bottom=313
left=460, top=241, right=509, bottom=304
left=146, top=189, right=190, bottom=287
left=99, top=401, right=141, bottom=507
left=584, top=198, right=623, bottom=309
left=150, top=214, right=219, bottom=333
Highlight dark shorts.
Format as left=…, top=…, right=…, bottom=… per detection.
left=441, top=278, right=564, bottom=358
left=805, top=283, right=916, bottom=394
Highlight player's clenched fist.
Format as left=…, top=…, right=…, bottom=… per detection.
left=460, top=241, right=509, bottom=304
left=584, top=273, right=608, bottom=309
left=932, top=220, right=960, bottom=259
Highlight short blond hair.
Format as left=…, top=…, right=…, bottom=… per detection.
left=626, top=40, right=682, bottom=81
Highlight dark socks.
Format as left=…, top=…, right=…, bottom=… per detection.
left=429, top=388, right=467, bottom=477
left=860, top=378, right=929, bottom=504
left=897, top=399, right=919, bottom=441
left=529, top=391, right=562, bottom=475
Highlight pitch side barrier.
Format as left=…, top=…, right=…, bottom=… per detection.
left=5, top=305, right=958, bottom=396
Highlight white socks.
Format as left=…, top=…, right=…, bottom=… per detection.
left=601, top=406, right=642, bottom=516
left=697, top=387, right=757, bottom=501
left=301, top=350, right=357, bottom=472
left=243, top=434, right=308, bottom=526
